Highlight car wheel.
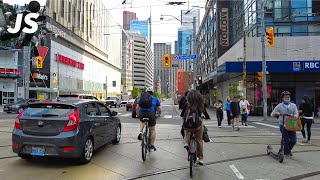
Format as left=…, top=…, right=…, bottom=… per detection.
left=126, top=107, right=129, bottom=111
left=18, top=154, right=32, bottom=161
left=112, top=126, right=121, bottom=144
left=6, top=112, right=12, bottom=114
left=18, top=107, right=24, bottom=114
left=132, top=111, right=136, bottom=118
left=79, top=137, right=94, bottom=164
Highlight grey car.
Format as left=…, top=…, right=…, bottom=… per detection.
left=4, top=99, right=39, bottom=114
left=12, top=100, right=121, bottom=164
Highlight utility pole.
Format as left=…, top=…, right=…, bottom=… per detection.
left=243, top=21, right=247, bottom=97
left=23, top=46, right=31, bottom=99
left=261, top=1, right=268, bottom=121
left=192, top=16, right=196, bottom=89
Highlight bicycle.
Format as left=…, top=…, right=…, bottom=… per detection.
left=187, top=133, right=197, bottom=177
left=141, top=118, right=157, bottom=161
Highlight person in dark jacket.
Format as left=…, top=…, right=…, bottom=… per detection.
left=230, top=96, right=240, bottom=131
left=179, top=90, right=189, bottom=117
left=299, top=96, right=314, bottom=143
left=202, top=94, right=211, bottom=119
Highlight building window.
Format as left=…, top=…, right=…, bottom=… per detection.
left=68, top=0, right=71, bottom=22
left=61, top=0, right=65, bottom=18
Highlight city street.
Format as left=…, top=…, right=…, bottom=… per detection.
left=1, top=100, right=320, bottom=180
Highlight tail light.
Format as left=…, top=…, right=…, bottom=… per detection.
left=12, top=143, right=19, bottom=148
left=61, top=146, right=75, bottom=151
left=78, top=96, right=83, bottom=99
left=62, top=109, right=80, bottom=132
left=14, top=110, right=25, bottom=130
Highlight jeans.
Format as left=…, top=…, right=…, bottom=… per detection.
left=226, top=110, right=231, bottom=125
left=216, top=110, right=223, bottom=126
left=280, top=125, right=297, bottom=155
left=183, top=124, right=204, bottom=160
left=241, top=113, right=248, bottom=124
left=203, top=108, right=210, bottom=119
left=301, top=118, right=313, bottom=141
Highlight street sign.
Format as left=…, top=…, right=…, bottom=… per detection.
left=171, top=54, right=179, bottom=67
left=178, top=54, right=197, bottom=60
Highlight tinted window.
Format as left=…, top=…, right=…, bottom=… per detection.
left=97, top=103, right=110, bottom=117
left=23, top=104, right=75, bottom=118
left=108, top=97, right=117, bottom=100
left=59, top=95, right=78, bottom=98
left=85, top=103, right=99, bottom=116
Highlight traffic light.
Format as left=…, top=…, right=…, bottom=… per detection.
left=266, top=27, right=274, bottom=47
left=257, top=72, right=263, bottom=82
left=163, top=54, right=170, bottom=68
left=35, top=56, right=43, bottom=68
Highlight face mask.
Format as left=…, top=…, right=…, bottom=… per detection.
left=283, top=100, right=290, bottom=104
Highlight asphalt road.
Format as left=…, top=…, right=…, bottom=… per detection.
left=1, top=99, right=320, bottom=180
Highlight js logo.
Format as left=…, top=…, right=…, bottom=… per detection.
left=7, top=1, right=43, bottom=34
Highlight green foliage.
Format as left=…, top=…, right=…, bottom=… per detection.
left=153, top=92, right=160, bottom=98
left=132, top=86, right=140, bottom=99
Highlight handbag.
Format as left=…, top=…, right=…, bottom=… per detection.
left=285, top=118, right=302, bottom=131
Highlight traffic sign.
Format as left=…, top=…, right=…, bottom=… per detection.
left=178, top=54, right=197, bottom=60
left=171, top=54, right=179, bottom=67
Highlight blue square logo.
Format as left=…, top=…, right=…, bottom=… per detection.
left=293, top=62, right=301, bottom=71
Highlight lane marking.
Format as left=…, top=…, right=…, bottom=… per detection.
left=230, top=165, right=244, bottom=180
left=121, top=114, right=132, bottom=117
left=205, top=125, right=256, bottom=128
left=253, top=122, right=279, bottom=129
left=163, top=115, right=172, bottom=119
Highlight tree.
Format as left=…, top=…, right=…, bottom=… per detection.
left=153, top=92, right=160, bottom=98
left=132, top=86, right=139, bottom=99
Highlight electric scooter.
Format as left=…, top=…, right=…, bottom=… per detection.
left=267, top=114, right=290, bottom=163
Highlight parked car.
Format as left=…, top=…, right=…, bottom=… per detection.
left=58, top=94, right=98, bottom=101
left=3, top=99, right=39, bottom=114
left=105, top=97, right=121, bottom=108
left=126, top=99, right=135, bottom=111
left=12, top=100, right=121, bottom=164
left=132, top=97, right=140, bottom=118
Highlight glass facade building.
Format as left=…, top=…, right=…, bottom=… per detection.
left=130, top=20, right=149, bottom=40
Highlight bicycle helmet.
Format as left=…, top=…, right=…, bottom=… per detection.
left=146, top=86, right=154, bottom=93
left=280, top=91, right=291, bottom=99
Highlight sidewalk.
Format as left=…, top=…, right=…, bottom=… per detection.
left=204, top=106, right=320, bottom=124
left=0, top=105, right=3, bottom=113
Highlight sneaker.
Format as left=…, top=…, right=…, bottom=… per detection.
left=184, top=144, right=189, bottom=150
left=301, top=139, right=308, bottom=143
left=137, top=132, right=142, bottom=140
left=289, top=151, right=293, bottom=156
left=218, top=126, right=221, bottom=128
left=150, top=145, right=157, bottom=151
left=245, top=123, right=247, bottom=126
left=237, top=127, right=240, bottom=131
left=197, top=160, right=204, bottom=166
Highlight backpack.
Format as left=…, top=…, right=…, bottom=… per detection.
left=183, top=108, right=201, bottom=129
left=139, top=92, right=153, bottom=108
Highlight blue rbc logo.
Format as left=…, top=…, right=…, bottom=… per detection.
left=293, top=62, right=301, bottom=72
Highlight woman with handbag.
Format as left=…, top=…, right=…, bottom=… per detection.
left=271, top=91, right=299, bottom=156
left=239, top=96, right=250, bottom=126
left=299, top=96, right=314, bottom=143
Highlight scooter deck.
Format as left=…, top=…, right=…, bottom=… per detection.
left=267, top=145, right=284, bottom=163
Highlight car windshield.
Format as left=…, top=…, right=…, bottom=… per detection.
left=128, top=99, right=135, bottom=103
left=108, top=97, right=117, bottom=100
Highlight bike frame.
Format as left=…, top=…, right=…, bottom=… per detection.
left=141, top=119, right=150, bottom=161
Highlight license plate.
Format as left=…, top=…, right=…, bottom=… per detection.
left=4, top=108, right=8, bottom=110
left=31, top=147, right=45, bottom=156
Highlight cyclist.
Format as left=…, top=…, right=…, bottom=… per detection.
left=271, top=91, right=299, bottom=156
left=137, top=86, right=161, bottom=150
left=182, top=89, right=204, bottom=165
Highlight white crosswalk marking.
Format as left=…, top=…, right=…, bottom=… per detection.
left=163, top=115, right=172, bottom=119
left=121, top=114, right=131, bottom=117
left=253, top=122, right=278, bottom=128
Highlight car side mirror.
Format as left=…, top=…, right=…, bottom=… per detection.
left=111, top=111, right=118, bottom=116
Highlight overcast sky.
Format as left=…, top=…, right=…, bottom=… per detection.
left=3, top=0, right=206, bottom=50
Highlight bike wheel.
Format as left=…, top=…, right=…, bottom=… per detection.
left=189, top=153, right=194, bottom=177
left=148, top=129, right=151, bottom=152
left=141, top=131, right=147, bottom=161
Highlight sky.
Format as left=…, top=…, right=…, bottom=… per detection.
left=105, top=0, right=206, bottom=48
left=3, top=0, right=206, bottom=50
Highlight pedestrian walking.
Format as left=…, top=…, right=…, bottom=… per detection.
left=230, top=96, right=240, bottom=131
left=215, top=100, right=223, bottom=128
left=239, top=96, right=250, bottom=126
left=299, top=96, right=314, bottom=143
left=224, top=97, right=232, bottom=126
left=202, top=94, right=211, bottom=119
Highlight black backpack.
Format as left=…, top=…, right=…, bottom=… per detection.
left=139, top=92, right=153, bottom=108
left=183, top=108, right=201, bottom=129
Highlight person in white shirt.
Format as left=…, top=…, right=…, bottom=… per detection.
left=239, top=96, right=250, bottom=126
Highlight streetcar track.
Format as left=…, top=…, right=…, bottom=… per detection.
left=122, top=149, right=320, bottom=180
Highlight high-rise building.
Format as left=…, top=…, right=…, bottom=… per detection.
left=130, top=20, right=149, bottom=40
left=123, top=11, right=137, bottom=30
left=121, top=30, right=134, bottom=95
left=127, top=31, right=153, bottom=89
left=178, top=27, right=193, bottom=71
left=181, top=9, right=200, bottom=31
left=153, top=43, right=172, bottom=95
left=197, top=0, right=320, bottom=115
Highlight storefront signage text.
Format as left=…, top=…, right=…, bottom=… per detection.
left=0, top=68, right=22, bottom=75
left=32, top=73, right=48, bottom=80
left=56, top=54, right=85, bottom=70
left=220, top=8, right=229, bottom=47
left=293, top=61, right=320, bottom=72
